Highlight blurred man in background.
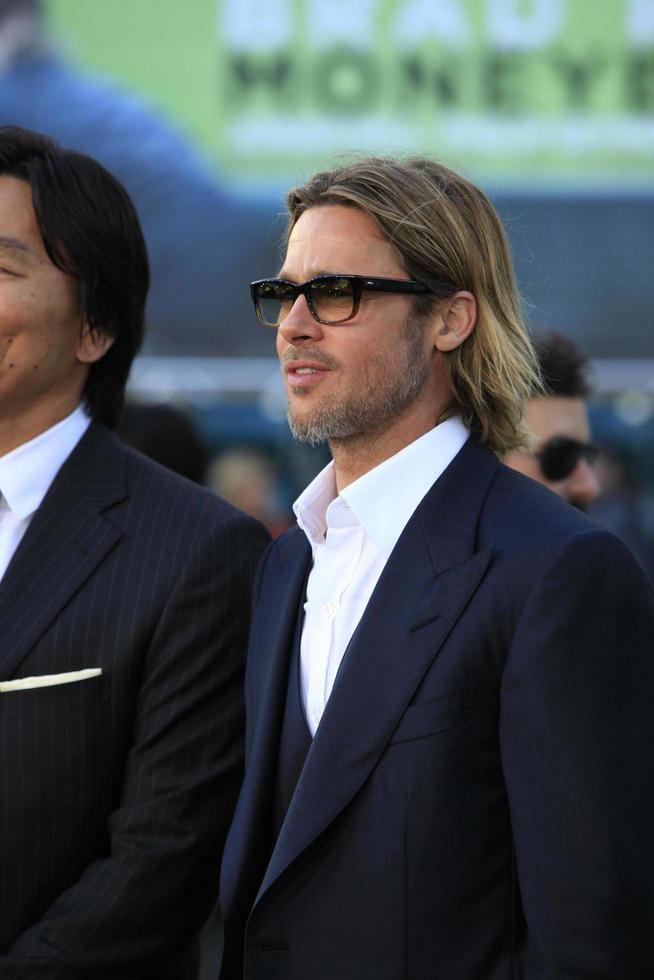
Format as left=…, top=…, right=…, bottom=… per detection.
left=0, top=126, right=268, bottom=978
left=208, top=448, right=294, bottom=538
left=505, top=330, right=600, bottom=510
left=117, top=400, right=209, bottom=485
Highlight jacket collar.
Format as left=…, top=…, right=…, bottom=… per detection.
left=0, top=423, right=128, bottom=678
left=294, top=417, right=469, bottom=555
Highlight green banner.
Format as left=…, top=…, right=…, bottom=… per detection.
left=51, top=0, right=654, bottom=189
left=216, top=0, right=654, bottom=187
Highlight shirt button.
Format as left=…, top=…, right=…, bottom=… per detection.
left=322, top=602, right=334, bottom=617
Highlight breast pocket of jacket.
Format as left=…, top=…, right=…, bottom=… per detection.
left=0, top=671, right=107, bottom=901
left=389, top=684, right=475, bottom=745
left=0, top=670, right=104, bottom=721
left=0, top=672, right=105, bottom=821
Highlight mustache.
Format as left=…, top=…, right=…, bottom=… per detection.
left=282, top=349, right=340, bottom=371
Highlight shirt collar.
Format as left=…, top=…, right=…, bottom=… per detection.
left=294, top=459, right=338, bottom=546
left=294, top=416, right=469, bottom=553
left=0, top=405, right=91, bottom=519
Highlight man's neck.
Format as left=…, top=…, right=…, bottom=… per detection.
left=0, top=401, right=84, bottom=458
left=330, top=413, right=440, bottom=492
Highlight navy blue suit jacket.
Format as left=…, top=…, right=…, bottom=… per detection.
left=221, top=437, right=654, bottom=980
left=0, top=423, right=269, bottom=978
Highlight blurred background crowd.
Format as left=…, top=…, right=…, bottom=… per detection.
left=2, top=0, right=652, bottom=577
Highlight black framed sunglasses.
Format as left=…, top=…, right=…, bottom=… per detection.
left=535, top=436, right=599, bottom=481
left=250, top=274, right=437, bottom=327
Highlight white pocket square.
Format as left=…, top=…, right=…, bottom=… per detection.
left=0, top=668, right=102, bottom=693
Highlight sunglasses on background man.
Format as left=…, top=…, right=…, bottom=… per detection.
left=535, top=436, right=599, bottom=482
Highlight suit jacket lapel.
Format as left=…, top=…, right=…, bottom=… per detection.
left=220, top=528, right=312, bottom=916
left=256, top=438, right=499, bottom=904
left=245, top=529, right=312, bottom=783
left=0, top=424, right=127, bottom=678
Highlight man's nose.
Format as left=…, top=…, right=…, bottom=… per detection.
left=277, top=294, right=324, bottom=346
left=564, top=458, right=601, bottom=506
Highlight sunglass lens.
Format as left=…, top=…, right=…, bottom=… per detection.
left=541, top=440, right=578, bottom=480
left=256, top=281, right=296, bottom=326
left=540, top=437, right=598, bottom=481
left=309, top=277, right=355, bottom=323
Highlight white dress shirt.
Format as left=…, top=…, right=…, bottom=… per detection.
left=0, top=405, right=90, bottom=582
left=294, top=416, right=469, bottom=735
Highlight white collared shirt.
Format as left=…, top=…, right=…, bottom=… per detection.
left=294, top=416, right=469, bottom=735
left=0, top=405, right=91, bottom=582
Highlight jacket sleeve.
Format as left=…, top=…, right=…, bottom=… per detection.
left=0, top=512, right=270, bottom=979
left=500, top=527, right=654, bottom=979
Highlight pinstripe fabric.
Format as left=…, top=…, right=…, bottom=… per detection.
left=0, top=423, right=270, bottom=979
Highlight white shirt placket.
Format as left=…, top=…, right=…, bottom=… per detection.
left=302, top=502, right=365, bottom=733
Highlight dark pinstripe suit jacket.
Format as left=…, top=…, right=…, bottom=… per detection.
left=0, top=422, right=270, bottom=979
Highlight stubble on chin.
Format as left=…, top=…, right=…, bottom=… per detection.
left=286, top=319, right=430, bottom=446
left=287, top=392, right=365, bottom=445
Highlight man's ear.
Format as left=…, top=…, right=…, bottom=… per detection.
left=77, top=322, right=114, bottom=365
left=434, top=290, right=477, bottom=352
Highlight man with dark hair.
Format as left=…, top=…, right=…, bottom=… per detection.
left=0, top=126, right=269, bottom=978
left=0, top=0, right=278, bottom=358
left=505, top=330, right=600, bottom=509
left=220, top=157, right=654, bottom=979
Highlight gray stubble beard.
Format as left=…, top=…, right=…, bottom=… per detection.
left=286, top=318, right=430, bottom=446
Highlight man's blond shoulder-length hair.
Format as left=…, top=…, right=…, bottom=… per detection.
left=286, top=156, right=541, bottom=455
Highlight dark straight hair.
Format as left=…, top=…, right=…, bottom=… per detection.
left=0, top=125, right=149, bottom=427
left=533, top=330, right=592, bottom=399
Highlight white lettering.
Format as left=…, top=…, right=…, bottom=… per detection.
left=219, top=0, right=292, bottom=51
left=627, top=0, right=654, bottom=47
left=307, top=0, right=379, bottom=48
left=393, top=0, right=470, bottom=49
left=487, top=0, right=564, bottom=50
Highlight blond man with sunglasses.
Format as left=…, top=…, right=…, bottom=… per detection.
left=220, top=157, right=654, bottom=980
